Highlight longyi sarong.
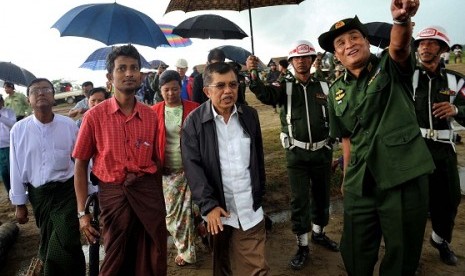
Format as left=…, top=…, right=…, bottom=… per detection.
left=98, top=173, right=167, bottom=276
left=27, top=177, right=85, bottom=276
left=163, top=170, right=196, bottom=264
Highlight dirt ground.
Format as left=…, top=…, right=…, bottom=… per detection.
left=1, top=96, right=465, bottom=275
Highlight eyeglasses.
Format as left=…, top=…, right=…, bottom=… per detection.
left=206, top=82, right=239, bottom=90
left=29, top=87, right=53, bottom=95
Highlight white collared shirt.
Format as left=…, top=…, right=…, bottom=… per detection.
left=9, top=114, right=78, bottom=205
left=212, top=104, right=264, bottom=231
left=0, top=107, right=16, bottom=148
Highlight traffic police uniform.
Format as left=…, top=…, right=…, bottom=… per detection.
left=319, top=16, right=435, bottom=276
left=248, top=40, right=337, bottom=269
left=413, top=26, right=464, bottom=265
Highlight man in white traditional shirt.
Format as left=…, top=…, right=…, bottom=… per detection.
left=0, top=95, right=15, bottom=194
left=181, top=62, right=269, bottom=275
left=9, top=78, right=85, bottom=275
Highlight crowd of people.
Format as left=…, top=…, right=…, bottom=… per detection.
left=0, top=0, right=464, bottom=275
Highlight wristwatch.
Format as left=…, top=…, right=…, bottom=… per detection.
left=77, top=211, right=87, bottom=219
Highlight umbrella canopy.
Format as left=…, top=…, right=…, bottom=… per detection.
left=80, top=46, right=151, bottom=71
left=51, top=3, right=169, bottom=49
left=451, top=44, right=463, bottom=50
left=173, top=14, right=248, bottom=40
left=364, top=22, right=392, bottom=49
left=158, top=24, right=192, bottom=48
left=0, top=61, right=36, bottom=87
left=213, top=45, right=265, bottom=69
left=149, top=60, right=169, bottom=69
left=166, top=0, right=305, bottom=53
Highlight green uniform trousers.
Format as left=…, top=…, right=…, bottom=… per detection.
left=425, top=140, right=462, bottom=242
left=286, top=146, right=332, bottom=235
left=341, top=173, right=428, bottom=276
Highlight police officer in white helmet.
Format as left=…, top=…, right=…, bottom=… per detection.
left=413, top=25, right=465, bottom=266
left=247, top=40, right=339, bottom=270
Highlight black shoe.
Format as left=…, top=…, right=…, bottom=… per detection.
left=430, top=237, right=457, bottom=266
left=289, top=246, right=309, bottom=270
left=311, top=231, right=339, bottom=252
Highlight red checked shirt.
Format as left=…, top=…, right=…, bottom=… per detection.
left=73, top=97, right=159, bottom=184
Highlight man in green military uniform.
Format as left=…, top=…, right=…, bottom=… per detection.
left=413, top=25, right=464, bottom=266
left=246, top=40, right=339, bottom=271
left=3, top=81, right=31, bottom=121
left=318, top=0, right=435, bottom=275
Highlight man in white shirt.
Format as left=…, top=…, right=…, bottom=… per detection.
left=181, top=62, right=269, bottom=275
left=0, top=95, right=15, bottom=194
left=9, top=78, right=85, bottom=275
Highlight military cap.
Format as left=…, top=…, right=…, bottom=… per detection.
left=318, top=15, right=368, bottom=53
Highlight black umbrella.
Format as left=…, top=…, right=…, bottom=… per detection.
left=85, top=192, right=100, bottom=276
left=451, top=44, right=463, bottom=50
left=166, top=0, right=305, bottom=54
left=0, top=61, right=36, bottom=87
left=148, top=60, right=168, bottom=69
left=364, top=22, right=392, bottom=49
left=214, top=45, right=265, bottom=69
left=173, top=14, right=248, bottom=40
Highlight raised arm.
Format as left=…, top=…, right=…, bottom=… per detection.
left=389, top=0, right=419, bottom=65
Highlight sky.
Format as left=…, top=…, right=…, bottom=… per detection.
left=0, top=0, right=463, bottom=92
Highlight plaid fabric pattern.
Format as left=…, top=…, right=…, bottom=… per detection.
left=165, top=0, right=304, bottom=13
left=73, top=97, right=158, bottom=184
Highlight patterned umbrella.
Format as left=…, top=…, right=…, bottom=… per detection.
left=166, top=0, right=306, bottom=54
left=158, top=24, right=192, bottom=48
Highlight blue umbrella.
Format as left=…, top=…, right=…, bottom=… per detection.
left=51, top=3, right=169, bottom=49
left=0, top=61, right=36, bottom=87
left=80, top=46, right=151, bottom=71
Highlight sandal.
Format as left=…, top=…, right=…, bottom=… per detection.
left=175, top=255, right=187, bottom=267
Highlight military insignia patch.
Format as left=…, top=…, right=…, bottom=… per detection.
left=335, top=21, right=345, bottom=29
left=439, top=89, right=455, bottom=96
left=335, top=89, right=345, bottom=101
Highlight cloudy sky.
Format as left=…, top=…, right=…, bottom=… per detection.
left=0, top=0, right=463, bottom=91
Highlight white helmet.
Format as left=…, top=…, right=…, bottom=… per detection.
left=414, top=26, right=450, bottom=51
left=288, top=40, right=317, bottom=61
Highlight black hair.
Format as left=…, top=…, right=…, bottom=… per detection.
left=208, top=49, right=226, bottom=63
left=159, top=70, right=182, bottom=88
left=89, top=87, right=109, bottom=98
left=279, top=59, right=289, bottom=68
left=203, top=62, right=236, bottom=87
left=106, top=44, right=141, bottom=73
left=26, top=78, right=55, bottom=97
left=3, top=81, right=14, bottom=89
left=82, top=81, right=94, bottom=87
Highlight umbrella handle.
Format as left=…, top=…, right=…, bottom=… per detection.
left=247, top=0, right=254, bottom=55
